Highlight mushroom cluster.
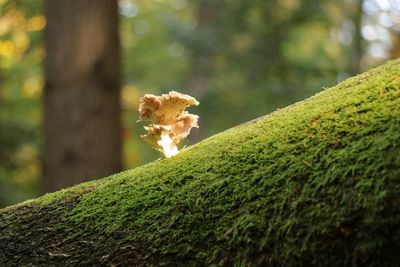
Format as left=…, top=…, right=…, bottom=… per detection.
left=138, top=91, right=199, bottom=158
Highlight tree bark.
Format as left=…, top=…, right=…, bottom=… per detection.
left=43, top=0, right=122, bottom=192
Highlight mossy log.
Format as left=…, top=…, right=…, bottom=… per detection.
left=1, top=60, right=400, bottom=266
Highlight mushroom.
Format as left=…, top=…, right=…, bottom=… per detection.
left=138, top=91, right=199, bottom=158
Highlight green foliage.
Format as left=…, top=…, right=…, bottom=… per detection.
left=26, top=60, right=400, bottom=265
left=0, top=118, right=39, bottom=204
left=0, top=0, right=43, bottom=206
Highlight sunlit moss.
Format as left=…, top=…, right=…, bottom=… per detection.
left=10, top=59, right=400, bottom=265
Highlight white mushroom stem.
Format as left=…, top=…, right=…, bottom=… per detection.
left=157, top=133, right=179, bottom=158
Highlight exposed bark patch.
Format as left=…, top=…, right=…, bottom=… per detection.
left=0, top=199, right=172, bottom=266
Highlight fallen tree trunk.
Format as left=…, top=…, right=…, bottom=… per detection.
left=1, top=60, right=400, bottom=266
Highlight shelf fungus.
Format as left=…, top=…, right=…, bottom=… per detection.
left=138, top=91, right=199, bottom=158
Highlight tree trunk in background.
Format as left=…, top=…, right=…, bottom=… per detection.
left=184, top=1, right=217, bottom=142
left=349, top=0, right=364, bottom=76
left=43, top=0, right=122, bottom=192
left=185, top=1, right=217, bottom=95
left=391, top=32, right=400, bottom=59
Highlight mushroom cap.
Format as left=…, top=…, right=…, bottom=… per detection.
left=138, top=91, right=199, bottom=124
left=138, top=94, right=161, bottom=121
left=138, top=91, right=199, bottom=157
left=170, top=113, right=199, bottom=143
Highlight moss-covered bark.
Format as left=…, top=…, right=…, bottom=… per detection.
left=1, top=60, right=400, bottom=266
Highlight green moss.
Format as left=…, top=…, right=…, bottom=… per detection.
left=16, top=60, right=400, bottom=265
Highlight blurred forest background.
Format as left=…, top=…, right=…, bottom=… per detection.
left=0, top=0, right=399, bottom=207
